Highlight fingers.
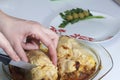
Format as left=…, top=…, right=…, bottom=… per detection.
left=42, top=27, right=59, bottom=48
left=35, top=30, right=58, bottom=65
left=47, top=30, right=59, bottom=49
left=0, top=32, right=20, bottom=61
left=2, top=46, right=20, bottom=61
left=22, top=41, right=39, bottom=50
left=48, top=43, right=57, bottom=66
left=22, top=35, right=40, bottom=50
left=13, top=39, right=28, bottom=62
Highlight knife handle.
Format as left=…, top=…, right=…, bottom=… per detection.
left=0, top=53, right=11, bottom=65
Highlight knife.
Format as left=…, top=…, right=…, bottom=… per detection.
left=113, top=0, right=120, bottom=5
left=0, top=53, right=36, bottom=70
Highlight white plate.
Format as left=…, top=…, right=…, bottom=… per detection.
left=50, top=11, right=120, bottom=42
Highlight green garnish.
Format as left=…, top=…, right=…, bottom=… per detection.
left=58, top=8, right=104, bottom=28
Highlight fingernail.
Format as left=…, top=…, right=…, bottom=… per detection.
left=53, top=59, right=57, bottom=66
left=22, top=58, right=28, bottom=62
left=15, top=56, right=20, bottom=61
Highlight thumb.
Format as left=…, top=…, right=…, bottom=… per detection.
left=22, top=41, right=39, bottom=50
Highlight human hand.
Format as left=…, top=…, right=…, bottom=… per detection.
left=0, top=32, right=20, bottom=61
left=0, top=10, right=59, bottom=65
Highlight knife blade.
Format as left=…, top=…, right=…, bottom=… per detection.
left=0, top=53, right=36, bottom=70
left=113, top=0, right=120, bottom=5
